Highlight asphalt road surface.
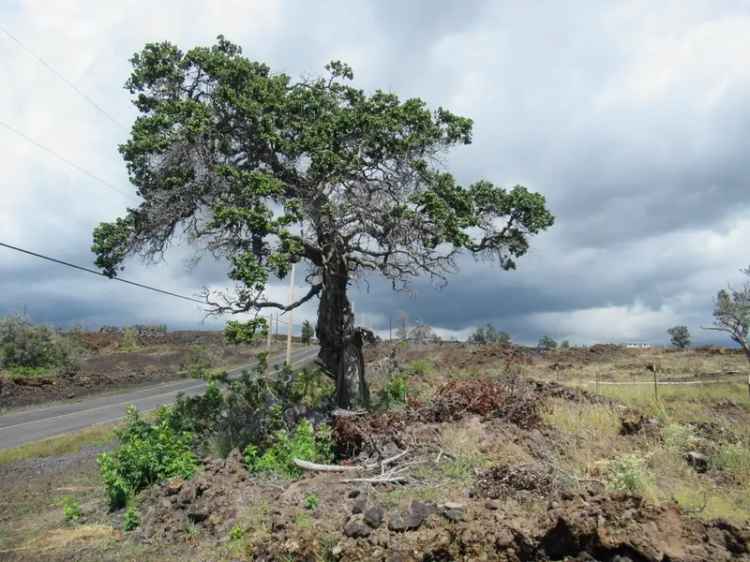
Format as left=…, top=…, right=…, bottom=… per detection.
left=0, top=346, right=320, bottom=450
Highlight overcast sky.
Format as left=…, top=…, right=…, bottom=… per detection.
left=1, top=1, right=749, bottom=345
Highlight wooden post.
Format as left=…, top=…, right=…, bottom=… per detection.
left=266, top=314, right=272, bottom=349
left=653, top=369, right=659, bottom=401
left=286, top=263, right=295, bottom=365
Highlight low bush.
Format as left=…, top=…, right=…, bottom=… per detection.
left=62, top=496, right=81, bottom=523
left=244, top=419, right=333, bottom=478
left=0, top=315, right=80, bottom=376
left=378, top=375, right=408, bottom=408
left=181, top=345, right=218, bottom=379
left=98, top=406, right=198, bottom=509
left=608, top=454, right=649, bottom=494
left=713, top=443, right=750, bottom=481
left=123, top=504, right=140, bottom=531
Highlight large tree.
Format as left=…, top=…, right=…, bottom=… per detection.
left=704, top=268, right=750, bottom=361
left=92, top=37, right=554, bottom=408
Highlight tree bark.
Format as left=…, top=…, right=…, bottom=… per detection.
left=315, top=253, right=369, bottom=409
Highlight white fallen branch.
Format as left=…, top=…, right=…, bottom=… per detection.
left=292, top=459, right=363, bottom=472
left=340, top=475, right=408, bottom=484
left=292, top=449, right=410, bottom=473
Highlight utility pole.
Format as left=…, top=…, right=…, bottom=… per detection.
left=389, top=317, right=392, bottom=341
left=286, top=263, right=295, bottom=365
left=266, top=314, right=272, bottom=349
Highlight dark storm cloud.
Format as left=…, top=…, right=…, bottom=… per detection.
left=3, top=1, right=750, bottom=345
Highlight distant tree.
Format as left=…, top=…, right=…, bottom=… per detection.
left=538, top=335, right=557, bottom=350
left=667, top=325, right=690, bottom=349
left=703, top=269, right=750, bottom=362
left=301, top=320, right=314, bottom=345
left=560, top=340, right=570, bottom=349
left=497, top=331, right=512, bottom=345
left=470, top=323, right=510, bottom=345
left=409, top=323, right=439, bottom=343
left=91, top=37, right=553, bottom=408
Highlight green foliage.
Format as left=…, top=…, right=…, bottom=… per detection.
left=663, top=423, right=697, bottom=452
left=301, top=320, right=315, bottom=345
left=244, top=419, right=333, bottom=479
left=124, top=504, right=140, bottom=531
left=560, top=340, right=570, bottom=349
left=229, top=524, right=244, bottom=541
left=470, top=324, right=510, bottom=345
left=119, top=328, right=139, bottom=352
left=667, top=325, right=691, bottom=349
left=181, top=345, right=218, bottom=379
left=97, top=406, right=197, bottom=509
left=91, top=37, right=553, bottom=402
left=538, top=335, right=558, bottom=350
left=378, top=375, right=408, bottom=409
left=712, top=443, right=750, bottom=479
left=404, top=359, right=433, bottom=377
left=304, top=493, right=320, bottom=510
left=608, top=454, right=649, bottom=494
left=0, top=315, right=80, bottom=375
left=62, top=496, right=81, bottom=523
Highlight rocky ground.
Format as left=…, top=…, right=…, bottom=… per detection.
left=0, top=330, right=270, bottom=410
left=1, top=342, right=749, bottom=561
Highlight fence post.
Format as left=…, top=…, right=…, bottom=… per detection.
left=653, top=369, right=659, bottom=401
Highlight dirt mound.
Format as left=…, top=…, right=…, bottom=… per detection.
left=474, top=463, right=563, bottom=500
left=139, top=449, right=250, bottom=542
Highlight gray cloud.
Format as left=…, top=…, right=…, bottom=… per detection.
left=2, top=1, right=750, bottom=347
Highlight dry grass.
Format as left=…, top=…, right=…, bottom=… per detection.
left=0, top=422, right=117, bottom=465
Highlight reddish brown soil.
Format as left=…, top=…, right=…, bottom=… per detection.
left=0, top=331, right=266, bottom=410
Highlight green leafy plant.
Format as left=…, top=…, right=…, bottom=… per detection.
left=304, top=493, right=320, bottom=510
left=229, top=524, right=244, bottom=541
left=244, top=419, right=333, bottom=479
left=62, top=496, right=81, bottom=523
left=608, top=454, right=648, bottom=494
left=181, top=345, right=218, bottom=379
left=119, top=328, right=140, bottom=352
left=123, top=504, right=140, bottom=531
left=712, top=443, right=750, bottom=480
left=98, top=406, right=197, bottom=509
left=0, top=315, right=80, bottom=376
left=663, top=423, right=697, bottom=452
left=378, top=375, right=408, bottom=409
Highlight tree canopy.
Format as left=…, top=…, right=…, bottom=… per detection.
left=92, top=36, right=554, bottom=407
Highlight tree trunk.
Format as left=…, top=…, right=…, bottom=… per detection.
left=315, top=254, right=369, bottom=409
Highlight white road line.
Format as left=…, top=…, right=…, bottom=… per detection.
left=0, top=349, right=318, bottom=434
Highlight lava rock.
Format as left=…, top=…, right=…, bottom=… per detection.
left=685, top=451, right=709, bottom=473
left=343, top=514, right=372, bottom=538
left=364, top=505, right=384, bottom=528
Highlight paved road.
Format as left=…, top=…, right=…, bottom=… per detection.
left=0, top=346, right=320, bottom=450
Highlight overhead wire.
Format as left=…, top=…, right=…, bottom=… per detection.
left=0, top=24, right=127, bottom=130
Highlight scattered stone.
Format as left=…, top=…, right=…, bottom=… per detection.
left=685, top=451, right=709, bottom=473
left=351, top=496, right=367, bottom=514
left=164, top=479, right=183, bottom=496
left=187, top=508, right=208, bottom=523
left=442, top=507, right=464, bottom=522
left=364, top=505, right=384, bottom=528
left=484, top=499, right=499, bottom=510
left=343, top=514, right=372, bottom=538
left=348, top=489, right=361, bottom=499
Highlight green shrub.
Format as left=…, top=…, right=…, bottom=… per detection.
left=123, top=504, right=140, bottom=531
left=663, top=423, right=697, bottom=452
left=713, top=443, right=750, bottom=480
left=244, top=419, right=333, bottom=479
left=304, top=493, right=320, bottom=510
left=229, top=524, right=244, bottom=541
left=405, top=359, right=433, bottom=377
left=181, top=345, right=217, bottom=379
left=0, top=315, right=80, bottom=375
left=62, top=496, right=81, bottom=523
left=608, top=454, right=648, bottom=494
left=98, top=406, right=197, bottom=509
left=119, top=328, right=139, bottom=352
left=378, top=375, right=408, bottom=408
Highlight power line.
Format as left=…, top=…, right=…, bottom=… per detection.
left=0, top=119, right=136, bottom=201
left=0, top=241, right=205, bottom=305
left=0, top=24, right=127, bottom=130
